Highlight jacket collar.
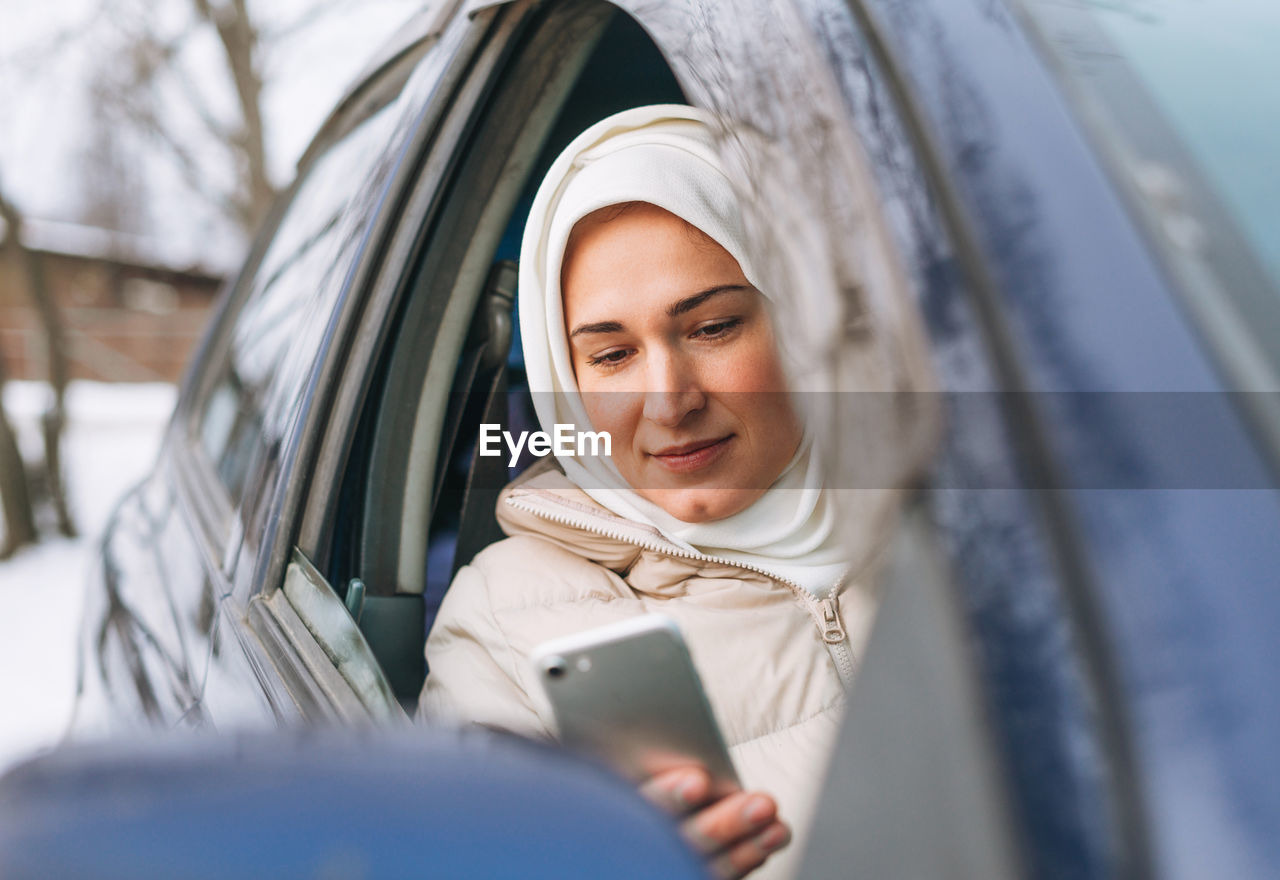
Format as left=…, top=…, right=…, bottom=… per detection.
left=497, top=460, right=652, bottom=574
left=496, top=461, right=791, bottom=597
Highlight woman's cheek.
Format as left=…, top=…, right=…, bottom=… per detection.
left=719, top=354, right=785, bottom=396
left=581, top=390, right=640, bottom=443
left=715, top=328, right=784, bottom=391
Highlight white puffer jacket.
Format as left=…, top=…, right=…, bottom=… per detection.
left=419, top=462, right=881, bottom=880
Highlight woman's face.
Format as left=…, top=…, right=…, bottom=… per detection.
left=561, top=202, right=803, bottom=523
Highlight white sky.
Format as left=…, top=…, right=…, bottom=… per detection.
left=0, top=0, right=424, bottom=272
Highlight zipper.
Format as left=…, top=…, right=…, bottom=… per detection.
left=819, top=580, right=857, bottom=690
left=506, top=490, right=860, bottom=689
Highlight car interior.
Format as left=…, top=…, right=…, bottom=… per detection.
left=330, top=7, right=688, bottom=706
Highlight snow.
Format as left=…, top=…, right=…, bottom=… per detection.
left=0, top=380, right=176, bottom=773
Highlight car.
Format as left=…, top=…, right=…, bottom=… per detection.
left=45, top=0, right=1280, bottom=877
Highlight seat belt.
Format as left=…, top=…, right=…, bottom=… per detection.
left=430, top=260, right=516, bottom=524
left=453, top=367, right=511, bottom=576
left=445, top=260, right=517, bottom=574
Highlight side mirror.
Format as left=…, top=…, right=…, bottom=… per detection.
left=0, top=728, right=706, bottom=879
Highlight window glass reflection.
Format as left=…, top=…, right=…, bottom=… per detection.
left=198, top=94, right=405, bottom=504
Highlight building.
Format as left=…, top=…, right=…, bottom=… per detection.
left=0, top=218, right=228, bottom=384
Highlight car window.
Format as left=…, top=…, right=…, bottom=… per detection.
left=347, top=4, right=684, bottom=598
left=313, top=3, right=686, bottom=703
left=195, top=92, right=407, bottom=506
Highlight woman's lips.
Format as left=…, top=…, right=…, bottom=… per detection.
left=649, top=436, right=733, bottom=473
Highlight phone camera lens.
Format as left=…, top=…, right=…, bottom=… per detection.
left=545, top=656, right=568, bottom=679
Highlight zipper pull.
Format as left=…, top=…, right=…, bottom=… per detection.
left=819, top=597, right=846, bottom=644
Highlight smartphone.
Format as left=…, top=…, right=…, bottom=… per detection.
left=531, top=614, right=740, bottom=794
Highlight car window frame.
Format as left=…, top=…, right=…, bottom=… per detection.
left=215, top=3, right=534, bottom=719
left=165, top=44, right=439, bottom=586
left=264, top=0, right=706, bottom=708
left=290, top=0, right=941, bottom=710
left=323, top=0, right=617, bottom=600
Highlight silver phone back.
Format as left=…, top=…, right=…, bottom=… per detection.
left=532, top=615, right=740, bottom=792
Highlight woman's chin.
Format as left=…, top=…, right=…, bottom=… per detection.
left=639, top=487, right=767, bottom=523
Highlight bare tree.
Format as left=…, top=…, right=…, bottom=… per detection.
left=0, top=0, right=410, bottom=553
left=192, top=0, right=275, bottom=230
left=0, top=346, right=38, bottom=559
left=90, top=0, right=417, bottom=235
left=0, top=181, right=77, bottom=554
left=92, top=0, right=288, bottom=235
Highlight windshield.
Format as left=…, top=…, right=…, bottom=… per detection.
left=1018, top=0, right=1280, bottom=383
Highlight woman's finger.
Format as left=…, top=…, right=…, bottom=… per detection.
left=681, top=791, right=777, bottom=856
left=639, top=766, right=714, bottom=815
left=707, top=821, right=792, bottom=880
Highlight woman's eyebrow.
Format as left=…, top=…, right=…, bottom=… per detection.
left=667, top=284, right=750, bottom=317
left=568, top=285, right=751, bottom=338
left=569, top=319, right=624, bottom=338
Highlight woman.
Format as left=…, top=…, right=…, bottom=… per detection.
left=419, top=105, right=880, bottom=880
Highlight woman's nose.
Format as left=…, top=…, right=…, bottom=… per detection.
left=642, top=351, right=706, bottom=426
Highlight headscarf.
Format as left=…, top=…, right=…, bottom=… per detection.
left=518, top=105, right=849, bottom=595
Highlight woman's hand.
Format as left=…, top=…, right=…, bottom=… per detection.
left=640, top=766, right=791, bottom=879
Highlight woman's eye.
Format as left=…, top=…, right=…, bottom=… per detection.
left=692, top=317, right=743, bottom=339
left=587, top=348, right=632, bottom=368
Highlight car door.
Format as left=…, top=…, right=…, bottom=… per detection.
left=194, top=0, right=638, bottom=720
left=799, top=1, right=1280, bottom=879
left=87, top=4, right=493, bottom=729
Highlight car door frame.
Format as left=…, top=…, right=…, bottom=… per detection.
left=159, top=4, right=510, bottom=724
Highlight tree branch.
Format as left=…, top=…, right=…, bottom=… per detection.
left=106, top=89, right=244, bottom=224
left=191, top=0, right=278, bottom=229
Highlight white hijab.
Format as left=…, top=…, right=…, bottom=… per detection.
left=518, top=105, right=848, bottom=595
